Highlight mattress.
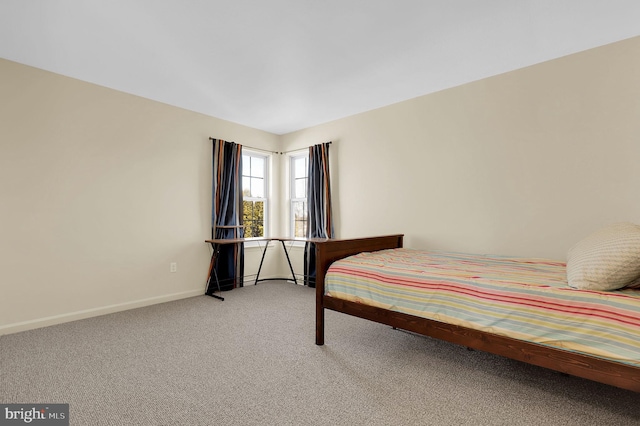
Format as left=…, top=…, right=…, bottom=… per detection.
left=325, top=248, right=640, bottom=366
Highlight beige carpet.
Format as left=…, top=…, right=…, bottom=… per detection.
left=1, top=281, right=639, bottom=425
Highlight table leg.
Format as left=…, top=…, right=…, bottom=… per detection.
left=254, top=241, right=270, bottom=285
left=205, top=243, right=224, bottom=301
left=280, top=240, right=298, bottom=285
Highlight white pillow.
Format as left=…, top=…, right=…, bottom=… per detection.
left=566, top=222, right=640, bottom=291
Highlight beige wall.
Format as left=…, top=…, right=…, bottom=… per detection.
left=3, top=35, right=640, bottom=334
left=0, top=59, right=282, bottom=334
left=281, top=36, right=640, bottom=260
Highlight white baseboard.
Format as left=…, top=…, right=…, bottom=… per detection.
left=0, top=289, right=204, bottom=336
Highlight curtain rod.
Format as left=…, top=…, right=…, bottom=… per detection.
left=280, top=141, right=332, bottom=155
left=209, top=137, right=331, bottom=155
left=209, top=137, right=279, bottom=154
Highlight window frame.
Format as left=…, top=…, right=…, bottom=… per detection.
left=289, top=152, right=309, bottom=239
left=242, top=150, right=269, bottom=241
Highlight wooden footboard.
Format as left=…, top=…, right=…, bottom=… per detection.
left=314, top=235, right=640, bottom=392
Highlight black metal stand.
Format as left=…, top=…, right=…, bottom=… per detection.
left=254, top=239, right=298, bottom=285
left=205, top=243, right=225, bottom=301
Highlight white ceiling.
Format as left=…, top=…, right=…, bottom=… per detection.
left=1, top=1, right=640, bottom=135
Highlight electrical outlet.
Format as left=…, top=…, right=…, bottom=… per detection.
left=170, top=262, right=177, bottom=273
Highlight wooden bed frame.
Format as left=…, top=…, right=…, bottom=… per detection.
left=314, top=235, right=640, bottom=392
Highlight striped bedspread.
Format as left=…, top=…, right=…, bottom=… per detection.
left=325, top=248, right=640, bottom=366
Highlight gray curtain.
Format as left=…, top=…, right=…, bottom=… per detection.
left=304, top=142, right=334, bottom=287
left=211, top=139, right=244, bottom=290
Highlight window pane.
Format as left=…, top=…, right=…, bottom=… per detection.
left=294, top=157, right=307, bottom=178
left=251, top=156, right=264, bottom=178
left=293, top=201, right=306, bottom=220
left=243, top=200, right=264, bottom=238
left=251, top=177, right=264, bottom=198
left=293, top=201, right=307, bottom=237
left=294, top=178, right=306, bottom=199
left=242, top=176, right=250, bottom=197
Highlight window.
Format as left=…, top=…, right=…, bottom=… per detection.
left=242, top=152, right=267, bottom=238
left=290, top=153, right=308, bottom=238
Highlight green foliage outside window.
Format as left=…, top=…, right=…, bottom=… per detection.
left=292, top=200, right=307, bottom=237
left=243, top=200, right=264, bottom=238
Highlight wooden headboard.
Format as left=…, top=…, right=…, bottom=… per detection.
left=313, top=234, right=404, bottom=345
left=314, top=234, right=404, bottom=289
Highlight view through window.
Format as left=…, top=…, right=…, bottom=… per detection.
left=242, top=153, right=267, bottom=238
left=290, top=154, right=308, bottom=238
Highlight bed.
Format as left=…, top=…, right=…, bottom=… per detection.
left=314, top=231, right=640, bottom=392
